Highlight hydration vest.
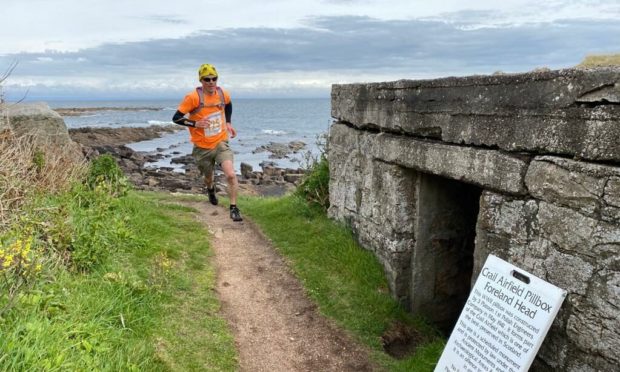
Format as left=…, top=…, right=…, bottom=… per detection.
left=189, top=86, right=226, bottom=116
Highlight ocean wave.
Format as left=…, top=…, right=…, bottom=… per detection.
left=262, top=129, right=287, bottom=135
left=148, top=120, right=173, bottom=125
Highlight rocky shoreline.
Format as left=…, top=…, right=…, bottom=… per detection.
left=69, top=126, right=306, bottom=197
left=69, top=125, right=181, bottom=146
left=56, top=107, right=162, bottom=116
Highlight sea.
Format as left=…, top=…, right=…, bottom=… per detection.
left=48, top=98, right=332, bottom=173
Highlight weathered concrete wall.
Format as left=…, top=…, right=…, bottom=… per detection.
left=328, top=67, right=620, bottom=371
left=329, top=123, right=418, bottom=304
left=332, top=68, right=620, bottom=162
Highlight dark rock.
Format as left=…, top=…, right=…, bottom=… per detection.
left=288, top=140, right=306, bottom=152
left=253, top=141, right=306, bottom=159
left=240, top=162, right=253, bottom=179
left=69, top=125, right=181, bottom=146
left=171, top=155, right=194, bottom=165
left=144, top=169, right=166, bottom=178
left=146, top=177, right=159, bottom=187
left=131, top=152, right=145, bottom=162
left=119, top=158, right=140, bottom=172
left=284, top=173, right=304, bottom=184
left=159, top=178, right=191, bottom=190
left=93, top=145, right=135, bottom=159
left=255, top=142, right=290, bottom=158
left=144, top=154, right=164, bottom=162
left=262, top=165, right=281, bottom=177
left=56, top=107, right=162, bottom=117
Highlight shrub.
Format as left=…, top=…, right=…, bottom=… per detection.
left=68, top=158, right=137, bottom=272
left=86, top=155, right=129, bottom=197
left=296, top=154, right=330, bottom=211
left=297, top=133, right=330, bottom=211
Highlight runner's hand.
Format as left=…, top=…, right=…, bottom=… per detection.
left=194, top=118, right=209, bottom=128
left=226, top=122, right=237, bottom=138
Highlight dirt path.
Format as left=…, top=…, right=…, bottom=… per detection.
left=188, top=201, right=377, bottom=372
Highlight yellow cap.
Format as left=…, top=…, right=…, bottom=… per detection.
left=198, top=63, right=218, bottom=79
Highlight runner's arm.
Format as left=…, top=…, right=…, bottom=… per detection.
left=172, top=110, right=196, bottom=127
left=225, top=102, right=235, bottom=137
left=225, top=102, right=232, bottom=123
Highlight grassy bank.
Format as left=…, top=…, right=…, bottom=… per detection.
left=1, top=189, right=237, bottom=370
left=240, top=195, right=444, bottom=371
left=0, top=146, right=237, bottom=370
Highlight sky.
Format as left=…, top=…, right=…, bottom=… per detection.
left=0, top=0, right=619, bottom=100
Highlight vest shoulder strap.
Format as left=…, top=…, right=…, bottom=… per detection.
left=188, top=87, right=226, bottom=115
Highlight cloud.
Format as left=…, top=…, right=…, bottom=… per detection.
left=320, top=0, right=371, bottom=4
left=139, top=15, right=186, bottom=25
left=1, top=14, right=619, bottom=99
left=425, top=1, right=620, bottom=30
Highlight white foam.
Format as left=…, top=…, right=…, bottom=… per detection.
left=262, top=129, right=287, bottom=135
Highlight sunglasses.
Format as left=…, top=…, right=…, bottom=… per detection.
left=201, top=77, right=218, bottom=82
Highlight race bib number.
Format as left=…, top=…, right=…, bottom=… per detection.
left=203, top=111, right=223, bottom=137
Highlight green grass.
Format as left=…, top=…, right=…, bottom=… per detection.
left=0, top=191, right=237, bottom=371
left=240, top=194, right=445, bottom=371
left=121, top=191, right=238, bottom=371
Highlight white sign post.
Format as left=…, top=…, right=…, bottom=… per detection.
left=435, top=255, right=567, bottom=372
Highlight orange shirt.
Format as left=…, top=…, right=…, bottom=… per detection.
left=177, top=87, right=231, bottom=149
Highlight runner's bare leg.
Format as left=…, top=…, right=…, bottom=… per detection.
left=204, top=171, right=214, bottom=189
left=221, top=159, right=237, bottom=205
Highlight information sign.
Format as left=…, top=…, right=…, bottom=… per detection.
left=435, top=255, right=567, bottom=372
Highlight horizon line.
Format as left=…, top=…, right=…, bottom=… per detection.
left=12, top=95, right=331, bottom=102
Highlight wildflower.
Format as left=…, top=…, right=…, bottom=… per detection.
left=3, top=254, right=13, bottom=268
left=23, top=237, right=33, bottom=255
left=161, top=256, right=172, bottom=270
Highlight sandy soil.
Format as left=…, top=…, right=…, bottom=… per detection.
left=187, top=201, right=378, bottom=372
